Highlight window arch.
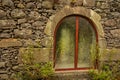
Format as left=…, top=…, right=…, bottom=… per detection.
left=44, top=6, right=105, bottom=71
left=54, top=15, right=98, bottom=71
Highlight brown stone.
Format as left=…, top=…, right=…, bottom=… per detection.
left=110, top=29, right=120, bottom=38
left=41, top=37, right=53, bottom=48
left=18, top=48, right=51, bottom=63
left=14, top=29, right=32, bottom=39
left=0, top=33, right=11, bottom=38
left=2, top=0, right=14, bottom=7
left=42, top=1, right=53, bottom=9
left=17, top=3, right=25, bottom=8
left=101, top=49, right=120, bottom=61
left=26, top=2, right=35, bottom=9
left=11, top=9, right=26, bottom=19
left=0, top=62, right=6, bottom=68
left=104, top=19, right=116, bottom=26
left=18, top=18, right=27, bottom=24
left=74, top=0, right=83, bottom=6
left=0, top=20, right=16, bottom=29
left=21, top=23, right=32, bottom=28
left=0, top=71, right=7, bottom=74
left=0, top=39, right=22, bottom=48
left=23, top=39, right=41, bottom=47
left=23, top=0, right=34, bottom=2
left=111, top=12, right=120, bottom=18
left=28, top=11, right=41, bottom=20
left=0, top=74, right=8, bottom=79
left=0, top=10, right=6, bottom=18
left=37, top=3, right=42, bottom=9
left=32, top=21, right=42, bottom=27
left=83, top=0, right=95, bottom=7
left=96, top=2, right=101, bottom=7
left=100, top=3, right=109, bottom=9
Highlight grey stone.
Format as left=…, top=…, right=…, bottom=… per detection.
left=0, top=33, right=11, bottom=38
left=26, top=2, right=35, bottom=9
left=18, top=18, right=27, bottom=24
left=42, top=1, right=53, bottom=9
left=0, top=62, right=6, bottom=68
left=11, top=9, right=26, bottom=19
left=28, top=11, right=41, bottom=20
left=14, top=29, right=32, bottom=39
left=2, top=0, right=14, bottom=7
left=21, top=23, right=31, bottom=28
left=0, top=10, right=6, bottom=18
left=0, top=39, right=22, bottom=47
left=0, top=20, right=16, bottom=29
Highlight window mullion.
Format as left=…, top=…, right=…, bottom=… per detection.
left=75, top=16, right=79, bottom=69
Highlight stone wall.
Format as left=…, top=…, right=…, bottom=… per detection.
left=0, top=0, right=120, bottom=80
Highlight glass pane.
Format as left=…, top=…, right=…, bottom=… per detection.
left=55, top=17, right=76, bottom=69
left=78, top=17, right=96, bottom=68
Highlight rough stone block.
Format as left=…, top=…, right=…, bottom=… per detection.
left=0, top=62, right=6, bottom=68
left=11, top=9, right=26, bottom=19
left=0, top=10, right=6, bottom=18
left=0, top=74, right=8, bottom=79
left=0, top=71, right=7, bottom=74
left=14, top=29, right=32, bottom=39
left=104, top=19, right=116, bottom=26
left=100, top=49, right=120, bottom=61
left=23, top=0, right=35, bottom=2
left=0, top=39, right=22, bottom=48
left=17, top=3, right=25, bottom=8
left=41, top=37, right=53, bottom=48
left=23, top=39, right=41, bottom=47
left=37, top=3, right=42, bottom=9
left=18, top=48, right=51, bottom=63
left=42, top=1, right=53, bottom=9
left=110, top=29, right=120, bottom=38
left=0, top=20, right=16, bottom=29
left=2, top=0, right=14, bottom=7
left=21, top=23, right=32, bottom=28
left=18, top=18, right=27, bottom=24
left=83, top=0, right=95, bottom=7
left=32, top=21, right=42, bottom=27
left=26, top=2, right=35, bottom=9
left=0, top=33, right=11, bottom=38
left=28, top=11, right=41, bottom=20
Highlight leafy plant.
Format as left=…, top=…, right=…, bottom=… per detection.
left=89, top=48, right=120, bottom=80
left=14, top=46, right=54, bottom=80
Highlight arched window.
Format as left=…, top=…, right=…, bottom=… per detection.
left=54, top=15, right=98, bottom=71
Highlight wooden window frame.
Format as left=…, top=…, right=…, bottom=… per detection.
left=54, top=15, right=98, bottom=71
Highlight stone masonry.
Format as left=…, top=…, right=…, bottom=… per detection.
left=0, top=0, right=120, bottom=80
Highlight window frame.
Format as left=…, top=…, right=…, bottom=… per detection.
left=54, top=15, right=98, bottom=71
